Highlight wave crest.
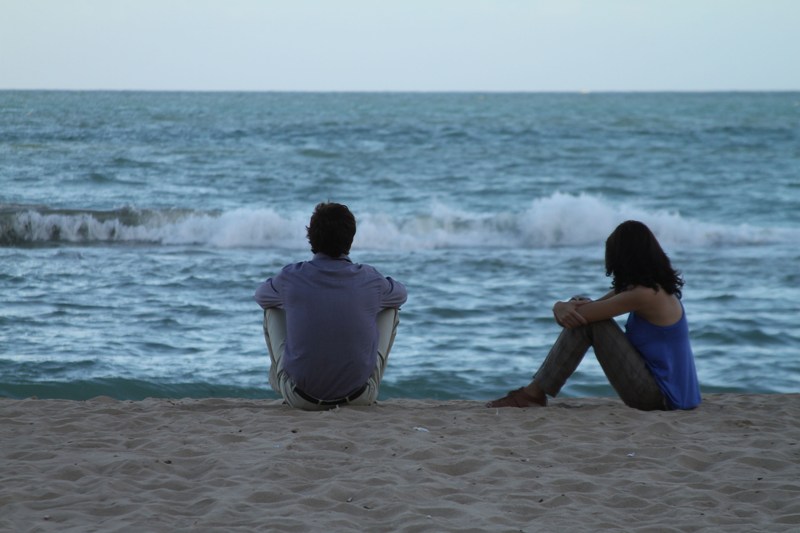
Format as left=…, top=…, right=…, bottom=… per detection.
left=1, top=194, right=794, bottom=249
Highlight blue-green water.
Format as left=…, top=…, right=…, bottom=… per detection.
left=1, top=91, right=799, bottom=401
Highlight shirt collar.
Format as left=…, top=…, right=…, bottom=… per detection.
left=313, top=253, right=352, bottom=263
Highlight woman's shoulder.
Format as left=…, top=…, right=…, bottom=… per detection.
left=629, top=286, right=683, bottom=326
left=617, top=285, right=661, bottom=303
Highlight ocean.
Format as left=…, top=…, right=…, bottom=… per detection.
left=1, top=91, right=798, bottom=401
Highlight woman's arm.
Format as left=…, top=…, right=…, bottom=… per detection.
left=553, top=289, right=615, bottom=328
left=594, top=289, right=616, bottom=302
left=553, top=288, right=652, bottom=329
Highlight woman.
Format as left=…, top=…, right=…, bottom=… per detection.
left=488, top=220, right=701, bottom=411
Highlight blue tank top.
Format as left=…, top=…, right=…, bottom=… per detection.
left=625, top=306, right=701, bottom=410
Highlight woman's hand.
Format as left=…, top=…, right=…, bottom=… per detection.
left=553, top=300, right=589, bottom=329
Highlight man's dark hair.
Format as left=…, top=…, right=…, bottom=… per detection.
left=306, top=202, right=356, bottom=257
left=605, top=220, right=684, bottom=298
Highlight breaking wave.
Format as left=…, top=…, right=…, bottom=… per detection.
left=2, top=193, right=795, bottom=250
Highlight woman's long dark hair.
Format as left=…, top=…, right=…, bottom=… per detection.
left=605, top=220, right=684, bottom=298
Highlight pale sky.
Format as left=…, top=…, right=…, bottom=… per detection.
left=1, top=0, right=798, bottom=92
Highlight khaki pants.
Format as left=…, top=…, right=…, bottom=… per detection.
left=533, top=319, right=668, bottom=411
left=263, top=308, right=400, bottom=411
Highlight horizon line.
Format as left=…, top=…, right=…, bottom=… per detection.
left=2, top=88, right=799, bottom=94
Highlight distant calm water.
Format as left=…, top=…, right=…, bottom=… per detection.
left=1, top=91, right=799, bottom=401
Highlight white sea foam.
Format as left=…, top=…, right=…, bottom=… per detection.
left=4, top=194, right=796, bottom=250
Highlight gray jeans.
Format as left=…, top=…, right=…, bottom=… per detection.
left=533, top=319, right=668, bottom=411
left=263, top=308, right=400, bottom=411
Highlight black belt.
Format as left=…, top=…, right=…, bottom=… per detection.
left=293, top=383, right=368, bottom=406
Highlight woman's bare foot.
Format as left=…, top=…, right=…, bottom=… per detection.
left=486, top=387, right=547, bottom=408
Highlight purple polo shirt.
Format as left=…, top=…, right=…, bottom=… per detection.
left=254, top=253, right=407, bottom=399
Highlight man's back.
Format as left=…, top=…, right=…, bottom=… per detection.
left=255, top=253, right=407, bottom=399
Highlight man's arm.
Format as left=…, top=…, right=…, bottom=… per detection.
left=254, top=276, right=283, bottom=309
left=380, top=277, right=408, bottom=309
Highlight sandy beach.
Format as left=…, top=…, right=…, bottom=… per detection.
left=2, top=393, right=799, bottom=532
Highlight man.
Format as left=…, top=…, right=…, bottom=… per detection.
left=254, top=202, right=407, bottom=410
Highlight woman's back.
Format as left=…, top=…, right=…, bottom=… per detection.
left=629, top=286, right=684, bottom=327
